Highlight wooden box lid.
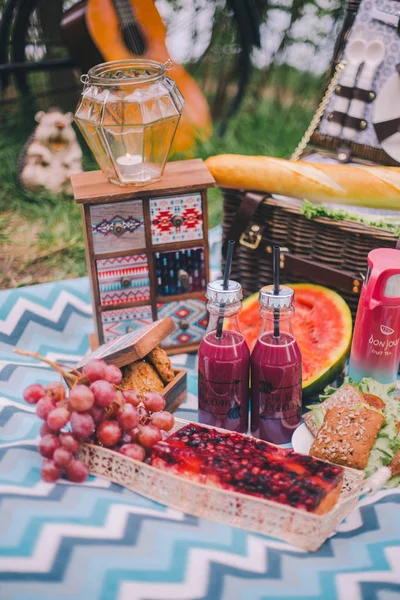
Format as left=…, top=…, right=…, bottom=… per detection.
left=71, top=159, right=215, bottom=205
left=73, top=317, right=175, bottom=370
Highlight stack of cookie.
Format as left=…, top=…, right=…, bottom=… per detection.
left=122, top=347, right=175, bottom=396
left=69, top=318, right=187, bottom=413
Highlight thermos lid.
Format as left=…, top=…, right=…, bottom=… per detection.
left=259, top=284, right=294, bottom=309
left=206, top=279, right=242, bottom=304
left=364, top=248, right=400, bottom=309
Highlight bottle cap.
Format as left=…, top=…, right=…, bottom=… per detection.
left=206, top=279, right=242, bottom=305
left=259, top=284, right=294, bottom=309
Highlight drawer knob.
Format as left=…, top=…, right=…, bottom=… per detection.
left=179, top=319, right=189, bottom=331
left=120, top=276, right=131, bottom=288
left=178, top=269, right=190, bottom=291
left=126, top=326, right=133, bottom=333
left=113, top=222, right=124, bottom=236
left=171, top=214, right=184, bottom=227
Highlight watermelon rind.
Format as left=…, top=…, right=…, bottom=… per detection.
left=240, top=284, right=353, bottom=398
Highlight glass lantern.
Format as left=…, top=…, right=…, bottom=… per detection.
left=74, top=59, right=184, bottom=186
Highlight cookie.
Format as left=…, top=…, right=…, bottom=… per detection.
left=147, top=346, right=174, bottom=384
left=122, top=361, right=164, bottom=396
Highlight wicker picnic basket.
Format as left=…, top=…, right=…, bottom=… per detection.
left=222, top=190, right=398, bottom=320
left=221, top=0, right=400, bottom=319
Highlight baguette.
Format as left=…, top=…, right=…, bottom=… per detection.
left=205, top=154, right=400, bottom=210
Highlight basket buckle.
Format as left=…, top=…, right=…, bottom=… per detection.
left=239, top=225, right=262, bottom=250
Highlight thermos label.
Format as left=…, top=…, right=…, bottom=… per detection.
left=368, top=333, right=400, bottom=356
left=381, top=325, right=395, bottom=335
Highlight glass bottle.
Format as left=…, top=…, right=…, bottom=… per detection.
left=198, top=280, right=250, bottom=432
left=251, top=285, right=302, bottom=444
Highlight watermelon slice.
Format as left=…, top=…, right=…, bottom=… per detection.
left=237, top=284, right=353, bottom=398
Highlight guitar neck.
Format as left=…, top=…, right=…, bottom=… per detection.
left=112, top=0, right=136, bottom=27
left=111, top=0, right=146, bottom=55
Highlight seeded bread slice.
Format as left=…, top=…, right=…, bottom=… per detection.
left=390, top=451, right=400, bottom=476
left=309, top=405, right=384, bottom=470
left=304, top=385, right=364, bottom=436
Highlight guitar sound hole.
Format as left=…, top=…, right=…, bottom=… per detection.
left=122, top=25, right=146, bottom=56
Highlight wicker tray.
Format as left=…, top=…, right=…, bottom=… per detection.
left=222, top=189, right=398, bottom=319
left=78, top=418, right=390, bottom=552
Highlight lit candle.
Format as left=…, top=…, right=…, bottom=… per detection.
left=116, top=153, right=142, bottom=180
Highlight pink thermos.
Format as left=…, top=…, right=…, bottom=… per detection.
left=348, top=248, right=400, bottom=384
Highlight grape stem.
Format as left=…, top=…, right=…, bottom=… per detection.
left=13, top=349, right=80, bottom=384
left=14, top=349, right=131, bottom=401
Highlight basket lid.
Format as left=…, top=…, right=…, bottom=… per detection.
left=72, top=317, right=175, bottom=370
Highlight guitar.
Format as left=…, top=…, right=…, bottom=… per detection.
left=61, top=0, right=212, bottom=153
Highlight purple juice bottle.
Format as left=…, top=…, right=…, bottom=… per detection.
left=198, top=280, right=250, bottom=432
left=251, top=285, right=302, bottom=444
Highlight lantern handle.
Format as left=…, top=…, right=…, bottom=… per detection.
left=164, top=59, right=174, bottom=71
left=80, top=74, right=89, bottom=84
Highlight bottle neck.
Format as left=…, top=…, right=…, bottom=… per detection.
left=206, top=301, right=243, bottom=335
left=258, top=306, right=294, bottom=338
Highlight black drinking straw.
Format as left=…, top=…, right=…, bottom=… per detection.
left=273, top=246, right=280, bottom=338
left=216, top=240, right=235, bottom=338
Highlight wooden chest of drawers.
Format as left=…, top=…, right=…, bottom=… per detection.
left=71, top=159, right=215, bottom=354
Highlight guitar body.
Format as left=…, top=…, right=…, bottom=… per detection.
left=62, top=0, right=212, bottom=153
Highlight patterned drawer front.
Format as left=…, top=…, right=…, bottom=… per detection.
left=150, top=193, right=203, bottom=245
left=155, top=248, right=206, bottom=298
left=90, top=200, right=145, bottom=254
left=157, top=299, right=207, bottom=347
left=101, top=306, right=153, bottom=343
left=96, top=254, right=150, bottom=307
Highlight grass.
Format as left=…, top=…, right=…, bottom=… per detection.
left=0, top=92, right=316, bottom=289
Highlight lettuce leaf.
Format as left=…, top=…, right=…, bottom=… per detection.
left=309, top=404, right=325, bottom=431
left=357, top=378, right=400, bottom=480
left=356, top=378, right=396, bottom=400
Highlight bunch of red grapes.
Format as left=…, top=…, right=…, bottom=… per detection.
left=23, top=359, right=174, bottom=483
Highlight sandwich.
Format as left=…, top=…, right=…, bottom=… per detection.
left=305, top=378, right=400, bottom=485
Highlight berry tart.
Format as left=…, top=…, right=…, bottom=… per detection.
left=151, top=423, right=344, bottom=514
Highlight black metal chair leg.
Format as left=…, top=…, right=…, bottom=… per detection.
left=0, top=0, right=21, bottom=90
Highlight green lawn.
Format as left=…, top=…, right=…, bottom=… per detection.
left=0, top=96, right=315, bottom=289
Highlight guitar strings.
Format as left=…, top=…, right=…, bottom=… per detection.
left=116, top=1, right=202, bottom=57
left=115, top=0, right=144, bottom=56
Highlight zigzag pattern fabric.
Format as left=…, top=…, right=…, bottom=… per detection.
left=1, top=228, right=399, bottom=600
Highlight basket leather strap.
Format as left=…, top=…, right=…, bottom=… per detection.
left=329, top=111, right=366, bottom=131
left=222, top=191, right=269, bottom=256
left=334, top=85, right=375, bottom=103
